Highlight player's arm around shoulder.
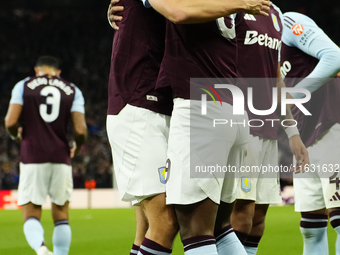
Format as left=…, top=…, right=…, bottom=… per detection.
left=108, top=0, right=124, bottom=30
left=70, top=85, right=87, bottom=157
left=147, top=0, right=270, bottom=24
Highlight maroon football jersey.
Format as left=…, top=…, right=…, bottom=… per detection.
left=20, top=75, right=76, bottom=165
left=156, top=16, right=237, bottom=102
left=235, top=5, right=283, bottom=140
left=107, top=0, right=172, bottom=116
left=281, top=44, right=340, bottom=147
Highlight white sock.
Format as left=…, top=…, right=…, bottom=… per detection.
left=183, top=235, right=218, bottom=255
left=216, top=226, right=247, bottom=255
left=185, top=244, right=217, bottom=255
left=23, top=217, right=45, bottom=253
left=300, top=227, right=328, bottom=255
left=300, top=212, right=329, bottom=255
left=53, top=220, right=71, bottom=255
left=244, top=246, right=258, bottom=255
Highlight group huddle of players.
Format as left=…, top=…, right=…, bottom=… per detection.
left=107, top=0, right=340, bottom=255
left=4, top=0, right=340, bottom=255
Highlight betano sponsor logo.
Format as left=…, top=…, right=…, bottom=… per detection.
left=244, top=30, right=281, bottom=50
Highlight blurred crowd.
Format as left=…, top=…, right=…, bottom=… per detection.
left=0, top=1, right=339, bottom=190
left=0, top=8, right=114, bottom=189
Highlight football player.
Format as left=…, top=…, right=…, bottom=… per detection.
left=281, top=12, right=340, bottom=255
left=5, top=56, right=87, bottom=255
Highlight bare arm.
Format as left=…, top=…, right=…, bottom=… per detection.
left=4, top=104, right=23, bottom=142
left=276, top=65, right=309, bottom=172
left=71, top=111, right=87, bottom=157
left=148, top=0, right=270, bottom=24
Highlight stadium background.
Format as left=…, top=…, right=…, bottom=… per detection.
left=1, top=0, right=339, bottom=191
left=0, top=1, right=339, bottom=254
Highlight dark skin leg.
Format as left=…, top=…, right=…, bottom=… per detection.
left=249, top=204, right=269, bottom=238
left=214, top=201, right=235, bottom=236
left=230, top=199, right=255, bottom=236
left=175, top=198, right=218, bottom=241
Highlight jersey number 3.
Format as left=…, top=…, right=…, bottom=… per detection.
left=39, top=86, right=61, bottom=123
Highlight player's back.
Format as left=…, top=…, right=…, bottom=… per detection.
left=19, top=75, right=76, bottom=165
left=281, top=12, right=340, bottom=147
left=157, top=17, right=237, bottom=102
left=235, top=4, right=283, bottom=140
left=108, top=0, right=172, bottom=116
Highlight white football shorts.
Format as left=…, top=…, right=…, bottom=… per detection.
left=18, top=162, right=73, bottom=206
left=294, top=123, right=340, bottom=212
left=107, top=104, right=170, bottom=203
left=165, top=98, right=249, bottom=205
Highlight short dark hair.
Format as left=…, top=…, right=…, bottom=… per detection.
left=35, top=56, right=60, bottom=69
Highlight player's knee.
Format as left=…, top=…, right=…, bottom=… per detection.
left=231, top=212, right=253, bottom=234
left=161, top=216, right=179, bottom=238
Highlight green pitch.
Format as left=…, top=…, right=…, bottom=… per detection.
left=0, top=206, right=336, bottom=254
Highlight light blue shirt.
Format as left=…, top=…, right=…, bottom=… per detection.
left=282, top=12, right=340, bottom=98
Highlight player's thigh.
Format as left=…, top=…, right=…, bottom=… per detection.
left=49, top=164, right=73, bottom=206
left=18, top=162, right=51, bottom=206
left=166, top=99, right=240, bottom=205
left=256, top=139, right=281, bottom=204
left=235, top=135, right=262, bottom=202
left=299, top=124, right=340, bottom=211
left=107, top=104, right=170, bottom=202
left=294, top=176, right=325, bottom=212
left=221, top=118, right=249, bottom=204
left=310, top=124, right=340, bottom=209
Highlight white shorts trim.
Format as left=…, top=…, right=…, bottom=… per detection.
left=107, top=104, right=170, bottom=203
left=18, top=162, right=73, bottom=206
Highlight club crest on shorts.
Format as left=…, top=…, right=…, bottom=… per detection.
left=241, top=177, right=251, bottom=192
left=158, top=159, right=171, bottom=184
left=271, top=13, right=280, bottom=32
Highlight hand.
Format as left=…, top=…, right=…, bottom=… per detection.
left=70, top=141, right=82, bottom=158
left=289, top=135, right=310, bottom=174
left=107, top=0, right=124, bottom=30
left=70, top=141, right=76, bottom=158
left=16, top=127, right=23, bottom=143
left=243, top=0, right=271, bottom=17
